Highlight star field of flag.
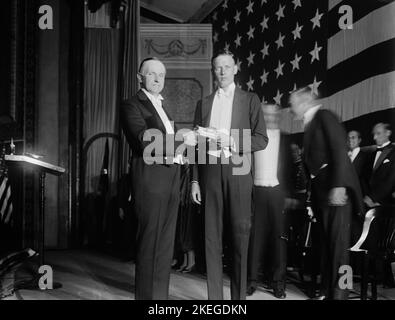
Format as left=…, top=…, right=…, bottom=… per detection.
left=205, top=0, right=328, bottom=107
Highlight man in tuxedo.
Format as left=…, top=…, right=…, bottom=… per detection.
left=191, top=50, right=268, bottom=300
left=348, top=130, right=369, bottom=181
left=363, top=123, right=395, bottom=208
left=120, top=57, right=186, bottom=300
left=246, top=104, right=293, bottom=299
left=289, top=87, right=364, bottom=300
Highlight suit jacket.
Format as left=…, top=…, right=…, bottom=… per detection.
left=120, top=89, right=181, bottom=163
left=192, top=87, right=268, bottom=181
left=303, top=109, right=364, bottom=216
left=363, top=143, right=395, bottom=205
left=352, top=149, right=369, bottom=179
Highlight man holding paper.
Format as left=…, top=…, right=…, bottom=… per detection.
left=191, top=50, right=268, bottom=300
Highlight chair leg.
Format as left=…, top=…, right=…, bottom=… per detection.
left=361, top=253, right=369, bottom=300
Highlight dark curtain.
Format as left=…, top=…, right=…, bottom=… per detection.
left=119, top=0, right=140, bottom=175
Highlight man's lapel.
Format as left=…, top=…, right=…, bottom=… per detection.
left=137, top=89, right=167, bottom=133
left=373, top=146, right=393, bottom=171
left=202, top=93, right=215, bottom=127
left=230, top=87, right=244, bottom=130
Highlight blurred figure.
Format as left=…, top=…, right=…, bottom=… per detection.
left=247, top=104, right=293, bottom=299
left=289, top=87, right=364, bottom=300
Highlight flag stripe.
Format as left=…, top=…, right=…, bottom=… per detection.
left=328, top=2, right=395, bottom=68
left=281, top=71, right=395, bottom=134
left=327, top=38, right=395, bottom=96
left=327, top=0, right=394, bottom=37
left=329, top=0, right=343, bottom=10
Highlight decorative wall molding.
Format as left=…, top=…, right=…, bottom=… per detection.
left=140, top=24, right=212, bottom=69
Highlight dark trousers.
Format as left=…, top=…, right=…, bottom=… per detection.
left=248, top=186, right=287, bottom=284
left=313, top=200, right=351, bottom=300
left=133, top=162, right=180, bottom=300
left=201, top=161, right=253, bottom=300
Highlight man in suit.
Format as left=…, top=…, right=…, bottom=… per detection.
left=120, top=57, right=186, bottom=300
left=347, top=130, right=369, bottom=244
left=289, top=87, right=364, bottom=300
left=246, top=104, right=293, bottom=299
left=363, top=123, right=395, bottom=208
left=191, top=50, right=268, bottom=300
left=348, top=130, right=369, bottom=181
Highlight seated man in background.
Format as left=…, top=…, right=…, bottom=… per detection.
left=247, top=104, right=294, bottom=299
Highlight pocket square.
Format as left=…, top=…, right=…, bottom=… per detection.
left=383, top=159, right=390, bottom=164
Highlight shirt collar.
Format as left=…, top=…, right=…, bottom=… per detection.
left=217, top=82, right=236, bottom=97
left=377, top=141, right=391, bottom=149
left=142, top=88, right=163, bottom=102
left=303, top=104, right=321, bottom=126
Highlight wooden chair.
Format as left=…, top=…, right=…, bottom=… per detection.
left=349, top=207, right=395, bottom=300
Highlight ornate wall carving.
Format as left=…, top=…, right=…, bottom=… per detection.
left=140, top=24, right=212, bottom=128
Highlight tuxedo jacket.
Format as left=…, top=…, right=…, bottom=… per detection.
left=192, top=87, right=268, bottom=181
left=363, top=143, right=395, bottom=205
left=303, top=109, right=364, bottom=216
left=120, top=89, right=181, bottom=162
left=352, top=149, right=369, bottom=179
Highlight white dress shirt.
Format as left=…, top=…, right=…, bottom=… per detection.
left=254, top=129, right=281, bottom=187
left=208, top=82, right=236, bottom=158
left=142, top=88, right=174, bottom=134
left=373, top=141, right=391, bottom=168
left=209, top=82, right=235, bottom=132
left=348, top=147, right=360, bottom=162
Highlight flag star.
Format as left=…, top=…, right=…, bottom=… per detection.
left=311, top=9, right=323, bottom=30
left=274, top=60, right=285, bottom=78
left=309, top=42, right=322, bottom=63
left=260, top=16, right=269, bottom=32
left=222, top=20, right=228, bottom=32
left=292, top=22, right=303, bottom=40
left=289, top=83, right=298, bottom=94
left=222, top=0, right=228, bottom=10
left=247, top=25, right=255, bottom=40
left=213, top=32, right=219, bottom=43
left=290, top=53, right=302, bottom=71
left=261, top=0, right=267, bottom=5
left=236, top=59, right=242, bottom=71
left=234, top=10, right=241, bottom=24
left=261, top=43, right=270, bottom=59
left=274, top=90, right=283, bottom=105
left=247, top=51, right=255, bottom=66
left=260, top=69, right=269, bottom=85
left=234, top=34, right=242, bottom=48
left=276, top=4, right=285, bottom=21
left=246, top=0, right=254, bottom=15
left=236, top=82, right=242, bottom=89
left=212, top=11, right=217, bottom=21
left=292, top=0, right=302, bottom=10
left=224, top=42, right=230, bottom=51
left=247, top=76, right=254, bottom=91
left=275, top=33, right=285, bottom=49
left=309, top=77, right=322, bottom=96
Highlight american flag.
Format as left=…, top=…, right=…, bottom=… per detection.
left=205, top=0, right=395, bottom=133
left=0, top=151, right=12, bottom=225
